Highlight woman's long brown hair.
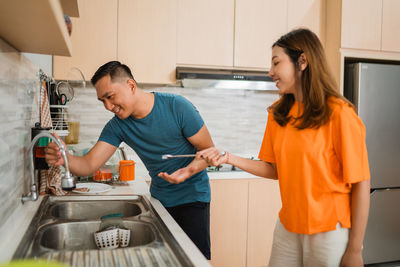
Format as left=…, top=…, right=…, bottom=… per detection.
left=269, top=28, right=349, bottom=129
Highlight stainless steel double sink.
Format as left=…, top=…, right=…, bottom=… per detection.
left=13, top=195, right=194, bottom=266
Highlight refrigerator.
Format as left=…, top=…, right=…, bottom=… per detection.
left=344, top=62, right=400, bottom=264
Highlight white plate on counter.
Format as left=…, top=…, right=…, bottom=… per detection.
left=72, top=183, right=112, bottom=194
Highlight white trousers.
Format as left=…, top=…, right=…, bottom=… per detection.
left=268, top=219, right=349, bottom=267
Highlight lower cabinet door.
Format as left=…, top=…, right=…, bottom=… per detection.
left=210, top=179, right=248, bottom=267
left=247, top=179, right=281, bottom=267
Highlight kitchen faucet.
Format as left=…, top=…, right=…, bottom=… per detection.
left=22, top=132, right=75, bottom=203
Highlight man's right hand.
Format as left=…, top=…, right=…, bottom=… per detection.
left=44, top=133, right=68, bottom=166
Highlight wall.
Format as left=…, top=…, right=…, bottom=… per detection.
left=66, top=84, right=279, bottom=177
left=21, top=53, right=52, bottom=76
left=0, top=39, right=42, bottom=228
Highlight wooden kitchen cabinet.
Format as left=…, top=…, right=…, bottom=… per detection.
left=60, top=0, right=80, bottom=17
left=381, top=0, right=400, bottom=52
left=234, top=0, right=325, bottom=70
left=340, top=0, right=400, bottom=52
left=54, top=0, right=118, bottom=80
left=341, top=0, right=382, bottom=50
left=53, top=0, right=329, bottom=82
left=247, top=179, right=281, bottom=267
left=0, top=0, right=73, bottom=57
left=117, top=0, right=177, bottom=84
left=287, top=0, right=326, bottom=44
left=234, top=0, right=287, bottom=69
left=176, top=0, right=235, bottom=68
left=210, top=179, right=248, bottom=267
left=210, top=178, right=281, bottom=267
left=325, top=0, right=400, bottom=92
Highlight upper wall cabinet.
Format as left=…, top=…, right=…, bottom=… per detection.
left=234, top=0, right=287, bottom=69
left=234, top=0, right=325, bottom=69
left=54, top=0, right=118, bottom=80
left=176, top=0, right=235, bottom=67
left=341, top=0, right=400, bottom=53
left=326, top=0, right=400, bottom=91
left=381, top=0, right=400, bottom=53
left=118, top=0, right=177, bottom=84
left=287, top=0, right=325, bottom=42
left=0, top=0, right=74, bottom=56
left=341, top=0, right=382, bottom=50
left=53, top=0, right=327, bottom=83
left=177, top=0, right=325, bottom=70
left=60, top=0, right=80, bottom=17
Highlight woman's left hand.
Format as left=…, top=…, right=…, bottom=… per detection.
left=340, top=248, right=363, bottom=267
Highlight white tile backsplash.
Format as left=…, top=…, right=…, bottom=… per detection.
left=0, top=38, right=43, bottom=228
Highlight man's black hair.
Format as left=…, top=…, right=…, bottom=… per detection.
left=91, top=61, right=135, bottom=86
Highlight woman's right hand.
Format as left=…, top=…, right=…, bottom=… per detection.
left=44, top=133, right=67, bottom=166
left=198, top=147, right=229, bottom=166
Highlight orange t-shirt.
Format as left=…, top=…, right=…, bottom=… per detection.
left=258, top=98, right=370, bottom=235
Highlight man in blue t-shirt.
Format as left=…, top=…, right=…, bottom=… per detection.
left=45, top=61, right=214, bottom=259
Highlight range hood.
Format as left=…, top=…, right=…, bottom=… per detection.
left=176, top=67, right=277, bottom=91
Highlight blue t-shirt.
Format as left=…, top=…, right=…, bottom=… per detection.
left=98, top=92, right=210, bottom=207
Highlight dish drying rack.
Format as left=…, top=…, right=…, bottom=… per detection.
left=50, top=105, right=69, bottom=137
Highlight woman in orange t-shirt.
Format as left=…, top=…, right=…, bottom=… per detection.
left=199, top=28, right=370, bottom=267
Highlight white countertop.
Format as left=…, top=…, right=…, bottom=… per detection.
left=0, top=176, right=211, bottom=267
left=137, top=168, right=260, bottom=181
left=0, top=196, right=44, bottom=263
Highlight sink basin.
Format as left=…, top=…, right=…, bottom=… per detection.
left=14, top=196, right=195, bottom=266
left=49, top=200, right=143, bottom=220
left=37, top=220, right=156, bottom=251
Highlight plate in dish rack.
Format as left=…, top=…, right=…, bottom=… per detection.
left=72, top=183, right=112, bottom=194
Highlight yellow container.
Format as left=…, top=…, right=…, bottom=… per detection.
left=65, top=121, right=80, bottom=144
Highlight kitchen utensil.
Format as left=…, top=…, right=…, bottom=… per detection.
left=93, top=168, right=112, bottom=182
left=161, top=154, right=196, bottom=159
left=119, top=160, right=135, bottom=181
left=65, top=121, right=80, bottom=144
left=48, top=81, right=58, bottom=106
left=55, top=81, right=74, bottom=104
left=162, top=151, right=226, bottom=160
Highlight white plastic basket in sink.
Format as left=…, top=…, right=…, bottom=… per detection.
left=94, top=228, right=130, bottom=249
left=119, top=228, right=130, bottom=247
